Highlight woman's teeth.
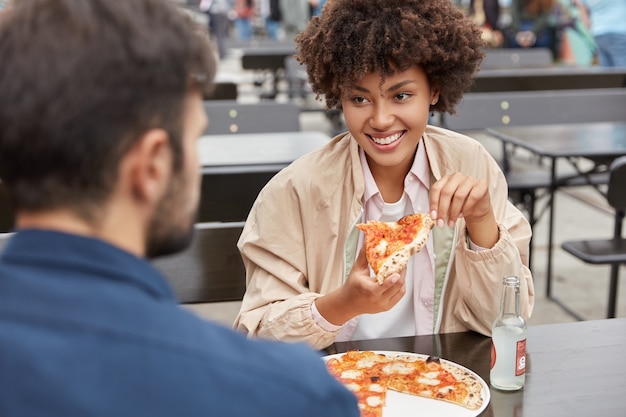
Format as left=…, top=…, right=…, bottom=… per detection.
left=370, top=132, right=402, bottom=145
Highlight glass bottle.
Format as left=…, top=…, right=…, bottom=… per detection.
left=490, top=275, right=527, bottom=391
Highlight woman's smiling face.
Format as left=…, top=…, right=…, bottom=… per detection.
left=341, top=65, right=438, bottom=177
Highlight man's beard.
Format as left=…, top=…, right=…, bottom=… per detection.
left=145, top=173, right=197, bottom=259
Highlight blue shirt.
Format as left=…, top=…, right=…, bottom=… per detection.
left=0, top=229, right=358, bottom=417
left=581, top=0, right=626, bottom=36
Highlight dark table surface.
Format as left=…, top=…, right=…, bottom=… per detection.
left=326, top=318, right=626, bottom=417
left=486, top=121, right=626, bottom=161
left=472, top=66, right=626, bottom=92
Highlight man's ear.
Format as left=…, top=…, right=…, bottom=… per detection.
left=124, top=128, right=172, bottom=204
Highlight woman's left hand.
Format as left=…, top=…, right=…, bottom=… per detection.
left=429, top=172, right=499, bottom=248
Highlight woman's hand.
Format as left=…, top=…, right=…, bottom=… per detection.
left=430, top=172, right=498, bottom=248
left=315, top=248, right=406, bottom=325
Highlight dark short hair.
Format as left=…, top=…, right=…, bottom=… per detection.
left=0, top=0, right=216, bottom=218
left=295, top=0, right=485, bottom=113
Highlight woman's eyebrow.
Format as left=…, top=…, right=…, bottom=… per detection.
left=385, top=80, right=416, bottom=92
left=350, top=79, right=417, bottom=95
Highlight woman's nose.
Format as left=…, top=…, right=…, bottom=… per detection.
left=369, top=103, right=394, bottom=129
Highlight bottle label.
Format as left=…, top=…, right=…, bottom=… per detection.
left=515, top=339, right=526, bottom=376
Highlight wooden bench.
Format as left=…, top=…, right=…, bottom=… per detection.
left=480, top=48, right=554, bottom=70
left=197, top=170, right=276, bottom=223
left=443, top=88, right=626, bottom=131
left=151, top=222, right=246, bottom=304
left=202, top=100, right=300, bottom=134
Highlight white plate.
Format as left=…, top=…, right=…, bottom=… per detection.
left=322, top=350, right=490, bottom=417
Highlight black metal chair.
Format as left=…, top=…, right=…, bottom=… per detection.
left=560, top=156, right=626, bottom=319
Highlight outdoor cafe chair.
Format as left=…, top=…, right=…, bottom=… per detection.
left=560, top=155, right=626, bottom=319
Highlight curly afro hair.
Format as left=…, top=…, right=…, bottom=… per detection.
left=295, top=0, right=485, bottom=114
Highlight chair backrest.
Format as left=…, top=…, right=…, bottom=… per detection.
left=203, top=100, right=300, bottom=134
left=442, top=88, right=626, bottom=131
left=481, top=48, right=553, bottom=70
left=204, top=81, right=238, bottom=101
left=197, top=170, right=277, bottom=222
left=608, top=156, right=626, bottom=211
left=151, top=222, right=246, bottom=304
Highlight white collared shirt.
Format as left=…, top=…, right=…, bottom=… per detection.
left=311, top=141, right=436, bottom=340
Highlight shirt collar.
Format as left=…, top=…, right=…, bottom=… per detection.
left=360, top=139, right=430, bottom=218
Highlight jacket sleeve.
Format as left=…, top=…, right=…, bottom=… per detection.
left=444, top=147, right=535, bottom=336
left=233, top=175, right=342, bottom=350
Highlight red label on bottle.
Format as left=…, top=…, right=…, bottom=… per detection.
left=490, top=340, right=496, bottom=369
left=515, top=339, right=526, bottom=376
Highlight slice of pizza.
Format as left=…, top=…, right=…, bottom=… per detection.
left=384, top=355, right=484, bottom=410
left=357, top=213, right=435, bottom=284
left=325, top=351, right=390, bottom=417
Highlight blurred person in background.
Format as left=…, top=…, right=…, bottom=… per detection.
left=0, top=0, right=360, bottom=416
left=200, top=0, right=231, bottom=59
left=279, top=0, right=309, bottom=39
left=233, top=0, right=255, bottom=39
left=259, top=0, right=282, bottom=39
left=506, top=0, right=558, bottom=54
left=576, top=0, right=626, bottom=67
left=468, top=0, right=504, bottom=47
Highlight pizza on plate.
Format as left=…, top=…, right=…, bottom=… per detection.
left=357, top=213, right=435, bottom=284
left=325, top=350, right=484, bottom=417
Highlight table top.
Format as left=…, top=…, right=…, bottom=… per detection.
left=476, top=65, right=626, bottom=78
left=486, top=121, right=626, bottom=159
left=197, top=131, right=330, bottom=174
left=327, top=318, right=626, bottom=417
left=471, top=67, right=626, bottom=93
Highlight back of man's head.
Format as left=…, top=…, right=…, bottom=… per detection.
left=0, top=0, right=215, bottom=220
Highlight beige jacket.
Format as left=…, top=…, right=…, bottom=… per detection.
left=234, top=126, right=535, bottom=350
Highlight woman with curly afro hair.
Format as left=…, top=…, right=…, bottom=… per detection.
left=235, top=0, right=534, bottom=350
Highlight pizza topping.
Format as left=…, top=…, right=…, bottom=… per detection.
left=325, top=350, right=484, bottom=416
left=357, top=213, right=435, bottom=284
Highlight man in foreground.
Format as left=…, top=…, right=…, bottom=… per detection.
left=0, top=1, right=358, bottom=416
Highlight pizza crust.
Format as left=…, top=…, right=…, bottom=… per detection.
left=374, top=215, right=434, bottom=284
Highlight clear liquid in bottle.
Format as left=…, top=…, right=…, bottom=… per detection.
left=490, top=275, right=526, bottom=391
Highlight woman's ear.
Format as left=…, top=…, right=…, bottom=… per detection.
left=430, top=88, right=440, bottom=106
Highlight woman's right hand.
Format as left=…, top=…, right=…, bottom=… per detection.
left=315, top=248, right=406, bottom=326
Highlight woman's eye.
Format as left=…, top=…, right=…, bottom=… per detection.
left=352, top=96, right=368, bottom=104
left=395, top=92, right=411, bottom=101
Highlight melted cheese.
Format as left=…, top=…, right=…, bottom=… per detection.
left=341, top=369, right=362, bottom=380
left=417, top=377, right=441, bottom=386
left=375, top=239, right=388, bottom=255
left=366, top=396, right=382, bottom=407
